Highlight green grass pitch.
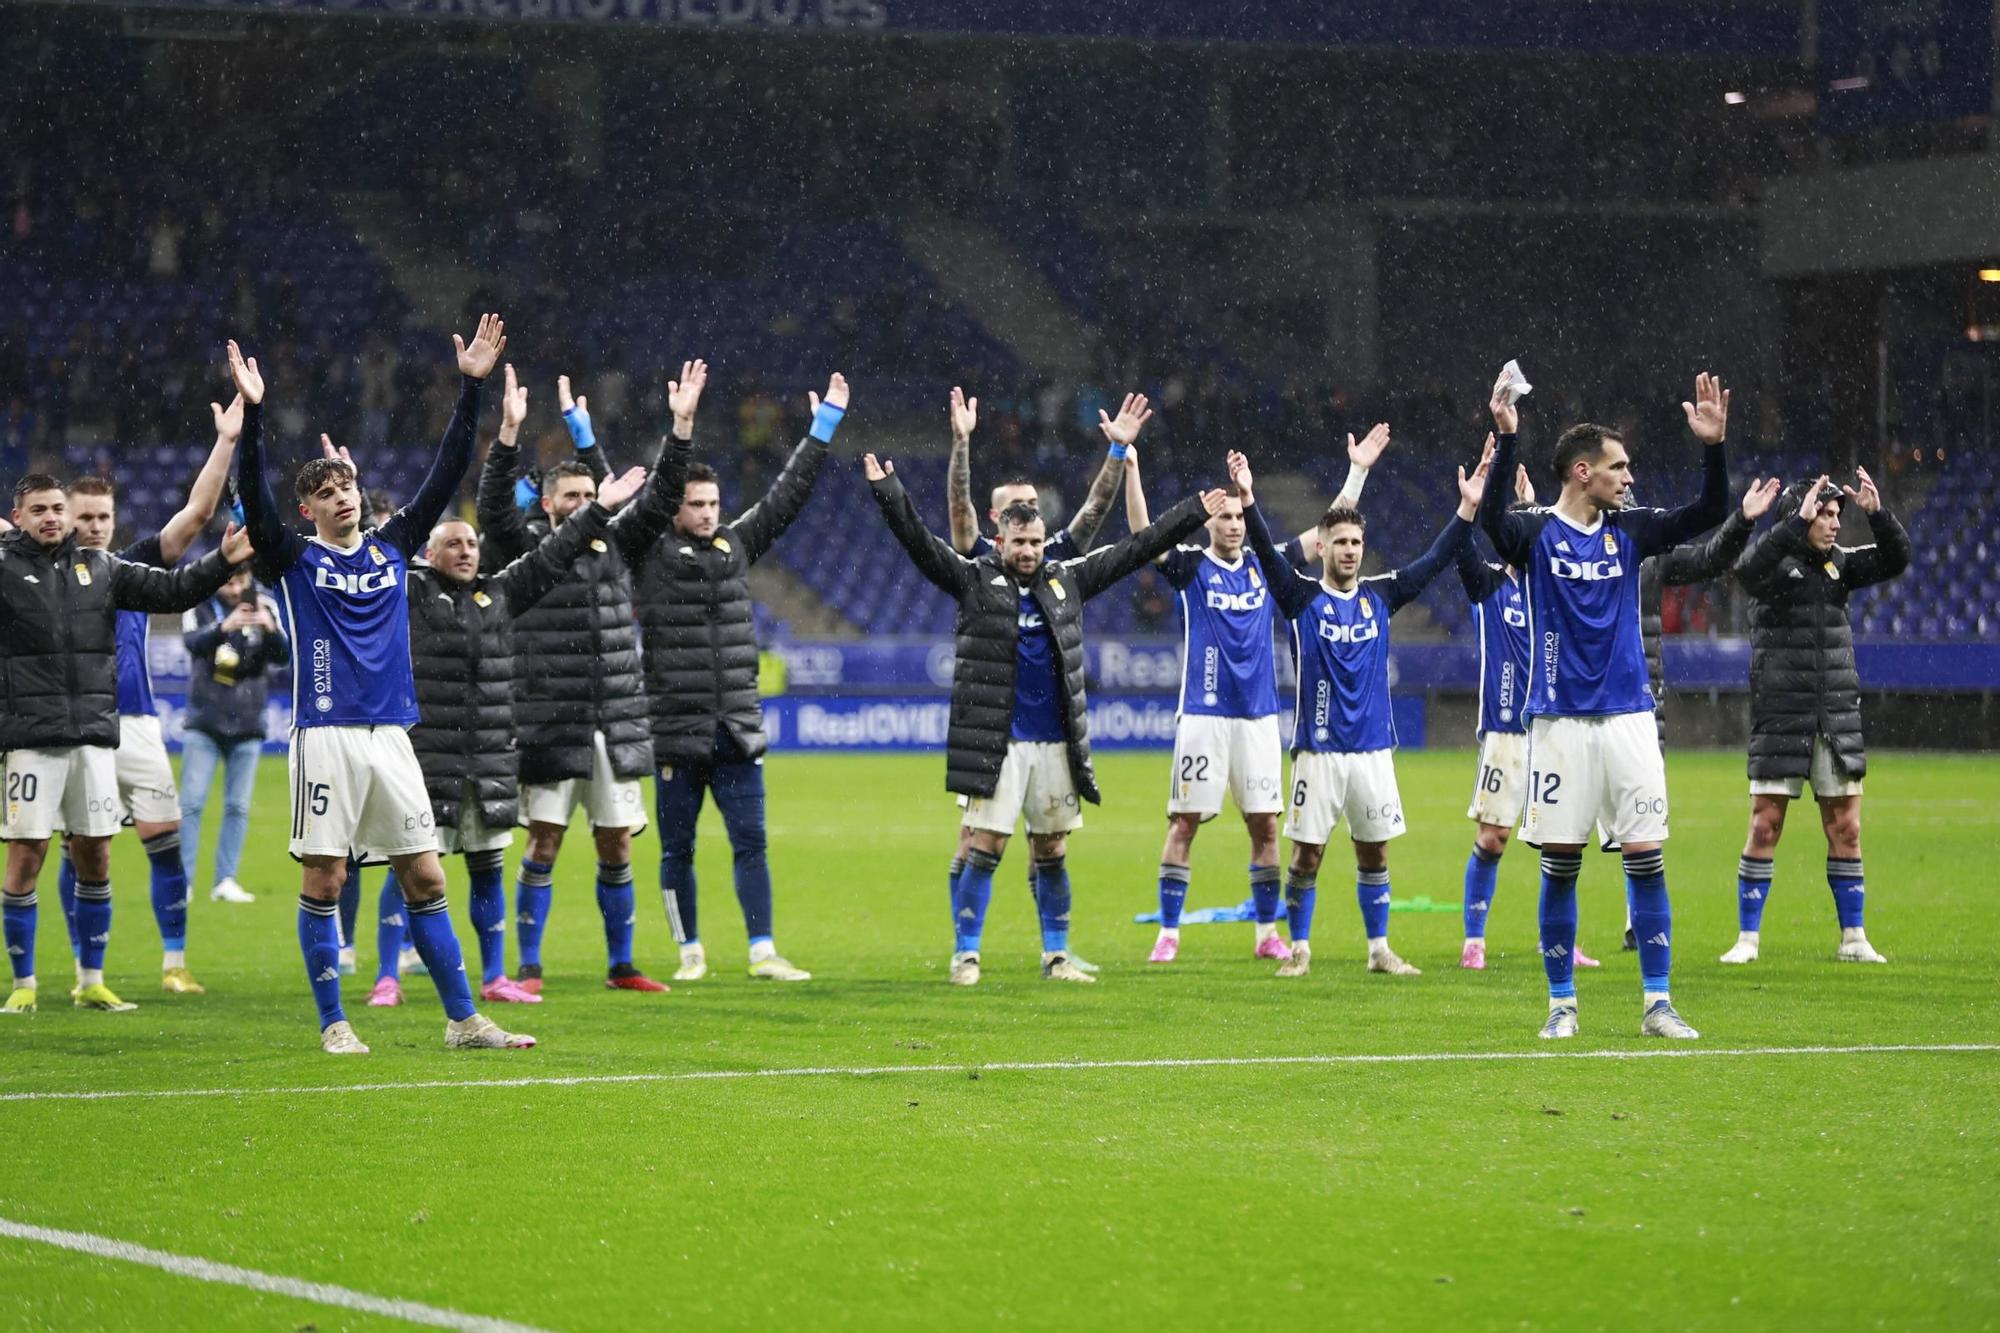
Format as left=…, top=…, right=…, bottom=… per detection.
left=2, top=747, right=1996, bottom=1330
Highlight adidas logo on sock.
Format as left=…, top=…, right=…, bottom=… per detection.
left=1743, top=888, right=1764, bottom=900
left=957, top=906, right=976, bottom=920
left=518, top=914, right=537, bottom=927
left=1542, top=944, right=1570, bottom=959
left=385, top=913, right=404, bottom=927
left=1371, top=892, right=1391, bottom=904
left=1469, top=901, right=1490, bottom=914
left=313, top=966, right=340, bottom=982
left=1645, top=932, right=1670, bottom=947
left=6, top=945, right=22, bottom=956
left=89, top=932, right=110, bottom=945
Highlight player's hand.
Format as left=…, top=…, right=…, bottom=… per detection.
left=1457, top=437, right=1496, bottom=512
left=219, top=522, right=253, bottom=564
left=557, top=374, right=582, bottom=415
left=669, top=359, right=707, bottom=430
left=1682, top=371, right=1729, bottom=445
left=1512, top=455, right=1536, bottom=506
left=809, top=371, right=850, bottom=415
left=1842, top=466, right=1881, bottom=514
left=950, top=385, right=978, bottom=443
left=1098, top=392, right=1152, bottom=449
left=1798, top=474, right=1830, bottom=523
left=1741, top=476, right=1781, bottom=520
left=596, top=465, right=649, bottom=511
left=454, top=313, right=506, bottom=380
left=1347, top=422, right=1391, bottom=469
left=500, top=363, right=528, bottom=441
left=862, top=453, right=893, bottom=482
left=1198, top=488, right=1230, bottom=518
left=1488, top=366, right=1518, bottom=434
left=319, top=434, right=353, bottom=467
left=1225, top=449, right=1254, bottom=505
left=225, top=340, right=264, bottom=405
left=210, top=393, right=245, bottom=445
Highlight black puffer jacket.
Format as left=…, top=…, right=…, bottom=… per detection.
left=476, top=433, right=691, bottom=785
left=1733, top=506, right=1910, bottom=781
left=1638, top=507, right=1754, bottom=748
left=0, top=529, right=236, bottom=751
left=871, top=473, right=1208, bottom=802
left=635, top=434, right=827, bottom=765
left=408, top=502, right=615, bottom=830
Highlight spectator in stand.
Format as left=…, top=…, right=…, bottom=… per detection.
left=1131, top=564, right=1172, bottom=634
left=179, top=566, right=290, bottom=904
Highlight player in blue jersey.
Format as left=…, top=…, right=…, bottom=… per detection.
left=1121, top=427, right=1378, bottom=962
left=1479, top=368, right=1730, bottom=1040
left=230, top=319, right=536, bottom=1055
left=1453, top=458, right=1603, bottom=973
left=1236, top=447, right=1489, bottom=979
left=56, top=404, right=241, bottom=996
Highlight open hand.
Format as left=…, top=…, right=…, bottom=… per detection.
left=1457, top=436, right=1496, bottom=509
left=1842, top=466, right=1881, bottom=514
left=225, top=341, right=264, bottom=405
left=1225, top=449, right=1253, bottom=504
left=1741, top=476, right=1781, bottom=520
left=1512, top=455, right=1536, bottom=506
left=454, top=313, right=506, bottom=380
left=211, top=393, right=245, bottom=444
left=1347, top=422, right=1391, bottom=468
left=863, top=453, right=893, bottom=482
left=669, top=359, right=708, bottom=426
left=1098, top=392, right=1152, bottom=449
left=810, top=372, right=850, bottom=415
left=219, top=522, right=253, bottom=564
left=1198, top=488, right=1230, bottom=518
left=596, top=465, right=649, bottom=511
left=557, top=374, right=584, bottom=416
left=950, top=386, right=978, bottom=442
left=1799, top=474, right=1831, bottom=522
left=1682, top=371, right=1729, bottom=445
left=501, top=364, right=528, bottom=436
left=320, top=434, right=353, bottom=466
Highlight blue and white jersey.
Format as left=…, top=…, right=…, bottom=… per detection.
left=113, top=535, right=165, bottom=717
left=1011, top=590, right=1066, bottom=742
left=1477, top=432, right=1731, bottom=721
left=1289, top=581, right=1398, bottom=753
left=1457, top=545, right=1528, bottom=737
left=272, top=535, right=420, bottom=728
left=1161, top=544, right=1278, bottom=719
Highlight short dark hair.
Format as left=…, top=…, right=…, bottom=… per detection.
left=542, top=461, right=595, bottom=489
left=684, top=462, right=718, bottom=487
left=1220, top=481, right=1242, bottom=500
left=996, top=501, right=1044, bottom=532
left=14, top=473, right=64, bottom=502
left=1552, top=423, right=1623, bottom=485
left=295, top=457, right=356, bottom=500
left=67, top=476, right=115, bottom=500
left=1318, top=503, right=1365, bottom=532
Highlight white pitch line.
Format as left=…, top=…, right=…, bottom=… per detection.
left=0, top=1217, right=551, bottom=1332
left=1, top=1043, right=1994, bottom=1105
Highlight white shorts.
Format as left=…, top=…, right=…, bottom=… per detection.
left=519, top=730, right=647, bottom=833
left=438, top=783, right=514, bottom=856
left=962, top=741, right=1084, bottom=837
left=1, top=746, right=121, bottom=841
left=1283, top=749, right=1406, bottom=845
left=114, top=714, right=181, bottom=825
left=1522, top=712, right=1669, bottom=848
left=290, top=725, right=436, bottom=863
left=1749, top=734, right=1865, bottom=800
left=1466, top=730, right=1529, bottom=828
left=1168, top=714, right=1284, bottom=818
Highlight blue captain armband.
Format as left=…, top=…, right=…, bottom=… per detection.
left=809, top=400, right=845, bottom=444
left=562, top=405, right=596, bottom=451
left=515, top=474, right=542, bottom=513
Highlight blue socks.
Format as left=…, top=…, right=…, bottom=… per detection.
left=466, top=850, right=507, bottom=984
left=1284, top=870, right=1317, bottom=944
left=1828, top=857, right=1866, bottom=930
left=1463, top=843, right=1501, bottom=939
left=3, top=891, right=37, bottom=982
left=1537, top=851, right=1582, bottom=1000
left=58, top=854, right=79, bottom=958
left=298, top=895, right=345, bottom=1029
left=1625, top=849, right=1671, bottom=995
left=1737, top=855, right=1773, bottom=933
left=1034, top=857, right=1072, bottom=953
left=1157, top=862, right=1190, bottom=930
left=953, top=848, right=999, bottom=954
left=142, top=831, right=189, bottom=955
left=516, top=858, right=553, bottom=968
left=405, top=896, right=476, bottom=1021
left=375, top=874, right=405, bottom=984
left=1357, top=867, right=1392, bottom=941
left=73, top=880, right=112, bottom=972
left=596, top=861, right=636, bottom=969
left=1249, top=864, right=1280, bottom=925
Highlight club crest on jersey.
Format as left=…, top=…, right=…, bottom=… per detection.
left=73, top=562, right=91, bottom=586
left=1049, top=579, right=1066, bottom=602
left=472, top=591, right=492, bottom=608
left=1603, top=533, right=1618, bottom=556
left=1823, top=560, right=1839, bottom=579
left=713, top=537, right=731, bottom=554
left=314, top=564, right=400, bottom=595
left=367, top=544, right=386, bottom=566
left=591, top=538, right=609, bottom=553
left=1361, top=599, right=1374, bottom=619
left=1549, top=555, right=1623, bottom=582
left=1248, top=566, right=1262, bottom=587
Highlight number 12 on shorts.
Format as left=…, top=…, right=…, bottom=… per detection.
left=1528, top=769, right=1561, bottom=804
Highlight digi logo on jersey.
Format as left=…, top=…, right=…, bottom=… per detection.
left=314, top=565, right=400, bottom=596
left=1548, top=556, right=1624, bottom=582
left=1018, top=610, right=1045, bottom=631
left=1205, top=587, right=1266, bottom=614
left=1317, top=617, right=1380, bottom=645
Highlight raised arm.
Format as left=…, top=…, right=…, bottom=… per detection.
left=381, top=316, right=502, bottom=556
left=557, top=373, right=612, bottom=481
left=495, top=481, right=634, bottom=614
left=1073, top=491, right=1217, bottom=601
left=156, top=395, right=243, bottom=564
left=1455, top=539, right=1503, bottom=604
left=1836, top=468, right=1911, bottom=590
left=608, top=359, right=703, bottom=565
left=1656, top=478, right=1774, bottom=586
left=946, top=386, right=979, bottom=554
left=1240, top=496, right=1321, bottom=625
left=1630, top=372, right=1731, bottom=556
left=1068, top=391, right=1145, bottom=547
left=110, top=528, right=245, bottom=614
left=1124, top=443, right=1155, bottom=538
left=225, top=341, right=303, bottom=575
left=866, top=456, right=976, bottom=599
left=734, top=371, right=843, bottom=564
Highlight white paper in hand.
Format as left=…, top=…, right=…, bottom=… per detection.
left=1500, top=360, right=1533, bottom=401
